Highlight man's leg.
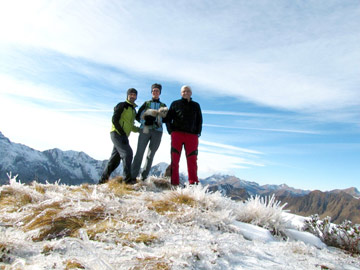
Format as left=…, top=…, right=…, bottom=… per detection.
left=184, top=133, right=199, bottom=184
left=111, top=132, right=133, bottom=182
left=131, top=130, right=150, bottom=178
left=170, top=131, right=183, bottom=186
left=99, top=146, right=120, bottom=184
left=141, top=130, right=162, bottom=180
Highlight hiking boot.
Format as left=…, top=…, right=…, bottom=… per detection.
left=98, top=178, right=108, bottom=184
left=125, top=178, right=137, bottom=185
left=189, top=182, right=199, bottom=186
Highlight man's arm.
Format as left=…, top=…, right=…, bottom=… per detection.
left=197, top=103, right=203, bottom=136
left=112, top=102, right=126, bottom=136
left=164, top=103, right=174, bottom=134
left=136, top=102, right=147, bottom=122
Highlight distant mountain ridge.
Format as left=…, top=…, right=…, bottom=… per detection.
left=201, top=174, right=311, bottom=198
left=278, top=190, right=360, bottom=224
left=200, top=174, right=360, bottom=224
left=1, top=131, right=359, bottom=224
left=330, top=187, right=360, bottom=199
left=0, top=131, right=121, bottom=185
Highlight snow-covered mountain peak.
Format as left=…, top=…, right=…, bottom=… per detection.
left=0, top=131, right=10, bottom=143
left=0, top=132, right=121, bottom=185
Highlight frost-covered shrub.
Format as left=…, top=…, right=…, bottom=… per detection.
left=234, top=195, right=288, bottom=235
left=304, top=215, right=360, bottom=254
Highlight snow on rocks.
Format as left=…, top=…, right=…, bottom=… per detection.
left=231, top=221, right=275, bottom=242
left=284, top=229, right=327, bottom=249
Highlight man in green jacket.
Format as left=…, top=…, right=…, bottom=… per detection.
left=99, top=88, right=140, bottom=184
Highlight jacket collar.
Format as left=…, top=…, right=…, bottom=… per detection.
left=181, top=97, right=192, bottom=102
left=126, top=99, right=137, bottom=107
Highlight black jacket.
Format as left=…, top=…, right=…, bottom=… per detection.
left=165, top=98, right=202, bottom=136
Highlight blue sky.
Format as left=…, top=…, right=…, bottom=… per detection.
left=0, top=0, right=359, bottom=191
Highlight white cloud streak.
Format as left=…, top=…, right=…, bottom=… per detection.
left=0, top=75, right=76, bottom=104
left=200, top=140, right=263, bottom=155
left=1, top=1, right=359, bottom=115
left=203, top=110, right=277, bottom=118
left=204, top=124, right=320, bottom=135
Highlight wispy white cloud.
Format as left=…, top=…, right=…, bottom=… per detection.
left=0, top=74, right=77, bottom=105
left=0, top=92, right=112, bottom=159
left=200, top=140, right=263, bottom=155
left=1, top=1, right=359, bottom=116
left=203, top=110, right=276, bottom=118
left=204, top=124, right=320, bottom=135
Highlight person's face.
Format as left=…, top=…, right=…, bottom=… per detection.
left=127, top=92, right=137, bottom=103
left=181, top=87, right=192, bottom=101
left=152, top=88, right=161, bottom=99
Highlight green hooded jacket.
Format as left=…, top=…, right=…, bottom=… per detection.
left=111, top=100, right=139, bottom=136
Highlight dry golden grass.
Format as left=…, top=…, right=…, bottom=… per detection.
left=86, top=219, right=115, bottom=240
left=148, top=200, right=177, bottom=214
left=152, top=178, right=172, bottom=190
left=124, top=216, right=145, bottom=228
left=41, top=244, right=54, bottom=255
left=0, top=187, right=33, bottom=212
left=69, top=184, right=93, bottom=197
left=32, top=182, right=46, bottom=194
left=86, top=217, right=156, bottom=246
left=64, top=259, right=85, bottom=269
left=120, top=232, right=158, bottom=246
left=168, top=193, right=196, bottom=207
left=23, top=205, right=107, bottom=241
left=21, top=201, right=64, bottom=226
left=133, top=233, right=158, bottom=245
left=148, top=193, right=197, bottom=215
left=80, top=183, right=92, bottom=190
left=134, top=256, right=171, bottom=270
left=107, top=177, right=135, bottom=196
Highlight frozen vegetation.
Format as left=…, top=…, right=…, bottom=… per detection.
left=0, top=176, right=359, bottom=270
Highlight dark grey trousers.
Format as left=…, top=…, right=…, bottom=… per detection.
left=100, top=131, right=133, bottom=182
left=131, top=129, right=162, bottom=180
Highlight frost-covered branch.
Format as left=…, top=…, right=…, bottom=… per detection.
left=304, top=215, right=360, bottom=254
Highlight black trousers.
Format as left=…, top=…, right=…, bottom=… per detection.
left=100, top=131, right=133, bottom=182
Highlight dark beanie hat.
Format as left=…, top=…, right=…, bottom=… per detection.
left=151, top=83, right=162, bottom=93
left=127, top=88, right=138, bottom=96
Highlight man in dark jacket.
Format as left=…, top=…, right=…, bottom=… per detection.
left=99, top=88, right=139, bottom=184
left=165, top=85, right=202, bottom=186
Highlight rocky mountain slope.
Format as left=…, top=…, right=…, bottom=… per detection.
left=202, top=174, right=311, bottom=200
left=277, top=190, right=360, bottom=224
left=201, top=174, right=360, bottom=224
left=0, top=131, right=121, bottom=185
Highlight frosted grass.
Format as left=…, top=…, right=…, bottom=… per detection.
left=0, top=177, right=359, bottom=270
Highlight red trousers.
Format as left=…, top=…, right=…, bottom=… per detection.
left=170, top=131, right=199, bottom=185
